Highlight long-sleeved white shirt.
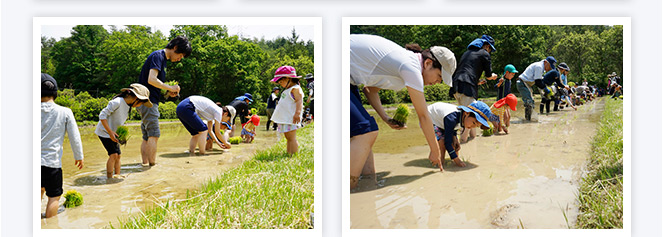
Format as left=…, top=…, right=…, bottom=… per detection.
left=41, top=102, right=84, bottom=168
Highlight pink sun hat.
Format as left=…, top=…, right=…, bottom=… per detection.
left=271, top=65, right=302, bottom=82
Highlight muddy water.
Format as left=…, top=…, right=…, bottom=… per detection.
left=351, top=99, right=604, bottom=229
left=41, top=120, right=279, bottom=229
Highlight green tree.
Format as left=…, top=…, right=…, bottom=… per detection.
left=51, top=25, right=109, bottom=92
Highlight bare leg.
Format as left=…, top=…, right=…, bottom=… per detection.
left=189, top=134, right=199, bottom=155
left=141, top=137, right=159, bottom=166
left=197, top=131, right=207, bottom=155
left=115, top=155, right=121, bottom=176
left=438, top=139, right=446, bottom=165
left=106, top=154, right=119, bottom=178
left=45, top=196, right=60, bottom=218
left=41, top=188, right=45, bottom=200
left=284, top=130, right=299, bottom=155
left=350, top=131, right=378, bottom=189
left=361, top=151, right=375, bottom=176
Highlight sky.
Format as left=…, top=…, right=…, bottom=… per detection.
left=41, top=24, right=314, bottom=42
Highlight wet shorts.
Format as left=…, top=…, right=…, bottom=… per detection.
left=41, top=166, right=63, bottom=197
left=176, top=97, right=208, bottom=136
left=137, top=103, right=160, bottom=140
left=98, top=136, right=121, bottom=155
left=350, top=84, right=378, bottom=137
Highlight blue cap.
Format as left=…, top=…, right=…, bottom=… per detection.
left=545, top=56, right=557, bottom=70
left=458, top=101, right=493, bottom=129
left=244, top=93, right=253, bottom=102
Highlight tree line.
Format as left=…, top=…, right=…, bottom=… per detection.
left=351, top=25, right=623, bottom=102
left=41, top=25, right=315, bottom=118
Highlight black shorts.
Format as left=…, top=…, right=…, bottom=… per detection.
left=99, top=136, right=121, bottom=155
left=41, top=166, right=63, bottom=197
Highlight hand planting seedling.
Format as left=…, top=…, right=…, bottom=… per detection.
left=229, top=137, right=242, bottom=144
left=390, top=104, right=410, bottom=127
left=482, top=125, right=494, bottom=137
left=63, top=190, right=83, bottom=208
left=116, top=126, right=129, bottom=145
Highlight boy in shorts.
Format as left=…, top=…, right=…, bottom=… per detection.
left=41, top=73, right=84, bottom=218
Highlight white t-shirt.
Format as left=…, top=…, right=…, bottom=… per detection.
left=350, top=34, right=425, bottom=92
left=272, top=85, right=304, bottom=125
left=189, top=95, right=223, bottom=122
left=519, top=60, right=546, bottom=82
left=427, top=102, right=461, bottom=130
left=95, top=97, right=131, bottom=138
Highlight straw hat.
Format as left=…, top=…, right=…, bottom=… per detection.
left=121, top=83, right=153, bottom=107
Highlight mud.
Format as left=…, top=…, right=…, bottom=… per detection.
left=351, top=99, right=604, bottom=229
left=41, top=121, right=279, bottom=229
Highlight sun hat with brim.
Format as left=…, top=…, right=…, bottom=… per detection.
left=251, top=115, right=261, bottom=126
left=458, top=101, right=492, bottom=129
left=272, top=65, right=302, bottom=82
left=494, top=93, right=518, bottom=111
left=504, top=64, right=518, bottom=74
left=220, top=122, right=232, bottom=130
left=226, top=105, right=236, bottom=125
left=558, top=62, right=570, bottom=71
left=244, top=93, right=253, bottom=102
left=481, top=35, right=496, bottom=52
left=430, top=46, right=456, bottom=87
left=304, top=73, right=314, bottom=80
left=121, top=83, right=153, bottom=108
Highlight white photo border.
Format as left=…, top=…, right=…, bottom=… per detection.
left=33, top=16, right=322, bottom=237
left=342, top=17, right=631, bottom=237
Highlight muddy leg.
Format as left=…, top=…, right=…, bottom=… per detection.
left=350, top=131, right=378, bottom=189
left=45, top=196, right=60, bottom=218
left=106, top=153, right=119, bottom=178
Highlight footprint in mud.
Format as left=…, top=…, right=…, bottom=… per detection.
left=491, top=204, right=520, bottom=228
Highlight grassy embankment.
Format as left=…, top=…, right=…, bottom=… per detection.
left=115, top=124, right=315, bottom=229
left=576, top=98, right=623, bottom=228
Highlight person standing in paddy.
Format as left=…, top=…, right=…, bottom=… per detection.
left=228, top=93, right=252, bottom=137
left=176, top=95, right=235, bottom=155
left=449, top=34, right=498, bottom=143
left=349, top=34, right=457, bottom=189
left=495, top=64, right=518, bottom=101
left=270, top=65, right=305, bottom=155
left=516, top=56, right=557, bottom=121
left=137, top=36, right=192, bottom=166
left=41, top=73, right=84, bottom=218
left=95, top=84, right=152, bottom=179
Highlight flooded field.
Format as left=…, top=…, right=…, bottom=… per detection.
left=41, top=120, right=279, bottom=229
left=351, top=99, right=605, bottom=229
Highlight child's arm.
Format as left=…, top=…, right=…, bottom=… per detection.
left=213, top=121, right=231, bottom=149
left=99, top=99, right=120, bottom=142
left=65, top=109, right=84, bottom=169
left=291, top=87, right=303, bottom=124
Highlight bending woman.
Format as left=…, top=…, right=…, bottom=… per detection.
left=350, top=34, right=456, bottom=189
left=176, top=95, right=236, bottom=155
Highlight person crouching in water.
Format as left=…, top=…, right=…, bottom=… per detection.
left=242, top=110, right=260, bottom=143
left=176, top=95, right=235, bottom=155
left=95, top=84, right=152, bottom=179
left=428, top=101, right=493, bottom=169
left=489, top=93, right=517, bottom=135
left=270, top=65, right=305, bottom=155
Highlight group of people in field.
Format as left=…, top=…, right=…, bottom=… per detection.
left=41, top=36, right=308, bottom=218
left=349, top=34, right=614, bottom=189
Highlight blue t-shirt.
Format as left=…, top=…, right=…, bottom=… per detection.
left=139, top=49, right=167, bottom=104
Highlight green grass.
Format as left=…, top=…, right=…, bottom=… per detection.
left=115, top=124, right=314, bottom=229
left=576, top=98, right=623, bottom=228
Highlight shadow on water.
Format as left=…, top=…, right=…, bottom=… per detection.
left=73, top=175, right=125, bottom=186
left=353, top=170, right=437, bottom=193
left=94, top=163, right=151, bottom=175
left=403, top=158, right=478, bottom=172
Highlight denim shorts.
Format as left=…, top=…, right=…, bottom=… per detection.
left=137, top=103, right=160, bottom=140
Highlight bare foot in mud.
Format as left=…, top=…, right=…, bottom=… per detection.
left=503, top=126, right=509, bottom=134
left=452, top=158, right=466, bottom=167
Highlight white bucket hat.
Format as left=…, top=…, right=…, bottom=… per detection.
left=430, top=46, right=456, bottom=86
left=121, top=83, right=153, bottom=107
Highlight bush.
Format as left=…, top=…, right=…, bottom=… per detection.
left=253, top=101, right=267, bottom=116
left=424, top=83, right=452, bottom=102
left=54, top=89, right=76, bottom=107
left=396, top=88, right=411, bottom=103
left=378, top=89, right=397, bottom=104
left=158, top=101, right=177, bottom=119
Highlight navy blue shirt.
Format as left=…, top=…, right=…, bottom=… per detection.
left=442, top=111, right=462, bottom=159
left=139, top=49, right=167, bottom=104
left=542, top=70, right=563, bottom=88
left=267, top=93, right=279, bottom=109
left=495, top=78, right=512, bottom=101
left=451, top=48, right=493, bottom=98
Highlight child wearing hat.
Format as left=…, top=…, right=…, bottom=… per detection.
left=495, top=64, right=518, bottom=101
left=241, top=110, right=261, bottom=143
left=489, top=94, right=518, bottom=134
left=95, top=84, right=153, bottom=178
left=271, top=65, right=305, bottom=155
left=428, top=101, right=493, bottom=169
left=176, top=95, right=235, bottom=155
left=41, top=73, right=84, bottom=218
